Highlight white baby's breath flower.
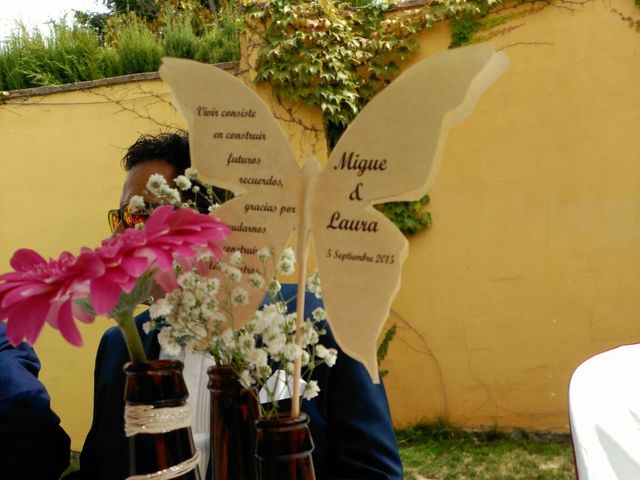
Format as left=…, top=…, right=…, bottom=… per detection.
left=220, top=328, right=235, bottom=348
left=248, top=273, right=265, bottom=289
left=157, top=328, right=181, bottom=357
left=184, top=167, right=198, bottom=179
left=205, top=310, right=227, bottom=329
left=311, top=307, right=327, bottom=322
left=277, top=259, right=295, bottom=276
left=264, top=331, right=286, bottom=356
left=128, top=195, right=146, bottom=211
left=196, top=250, right=213, bottom=262
left=174, top=175, right=192, bottom=191
left=229, top=251, right=243, bottom=266
left=306, top=271, right=322, bottom=299
left=303, top=380, right=320, bottom=400
left=324, top=349, right=338, bottom=367
left=316, top=345, right=338, bottom=367
left=301, top=322, right=319, bottom=347
left=239, top=369, right=253, bottom=388
left=205, top=277, right=221, bottom=296
left=249, top=348, right=269, bottom=368
left=222, top=264, right=242, bottom=283
left=257, top=247, right=272, bottom=261
left=280, top=247, right=295, bottom=263
left=284, top=361, right=295, bottom=375
left=149, top=298, right=172, bottom=319
left=231, top=287, right=249, bottom=306
left=160, top=185, right=181, bottom=204
left=208, top=204, right=219, bottom=213
left=301, top=350, right=310, bottom=366
left=238, top=333, right=255, bottom=352
left=283, top=343, right=301, bottom=361
left=147, top=173, right=168, bottom=195
left=266, top=278, right=281, bottom=298
left=192, top=185, right=200, bottom=193
left=252, top=311, right=271, bottom=335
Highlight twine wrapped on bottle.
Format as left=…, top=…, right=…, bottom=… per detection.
left=124, top=360, right=201, bottom=480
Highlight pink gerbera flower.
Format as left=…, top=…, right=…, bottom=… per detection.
left=0, top=205, right=229, bottom=352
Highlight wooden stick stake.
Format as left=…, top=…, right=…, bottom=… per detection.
left=291, top=158, right=318, bottom=419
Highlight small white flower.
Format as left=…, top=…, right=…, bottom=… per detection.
left=147, top=173, right=168, bottom=195
left=311, top=307, right=326, bottom=322
left=192, top=185, right=200, bottom=193
left=249, top=348, right=269, bottom=368
left=301, top=350, right=310, bottom=366
left=142, top=321, right=152, bottom=334
left=264, top=331, right=286, bottom=356
left=239, top=369, right=253, bottom=388
left=184, top=167, right=198, bottom=180
left=208, top=204, right=220, bottom=213
left=230, top=251, right=243, bottom=266
left=252, top=311, right=271, bottom=335
left=222, top=264, right=242, bottom=283
left=316, top=345, right=337, bottom=367
left=149, top=298, right=172, bottom=319
left=280, top=247, right=295, bottom=263
left=284, top=361, right=295, bottom=375
left=231, top=287, right=249, bottom=306
left=303, top=380, right=320, bottom=400
left=220, top=328, right=235, bottom=347
left=160, top=185, right=181, bottom=204
left=158, top=328, right=181, bottom=357
left=238, top=333, right=255, bottom=352
left=277, top=259, right=295, bottom=276
left=266, top=278, right=281, bottom=298
left=257, top=247, right=272, bottom=261
left=306, top=271, right=322, bottom=299
left=196, top=250, right=213, bottom=262
left=283, top=343, right=301, bottom=361
left=205, top=277, right=220, bottom=296
left=301, top=322, right=319, bottom=347
left=128, top=195, right=146, bottom=211
left=248, top=273, right=265, bottom=289
left=325, top=349, right=337, bottom=367
left=174, top=175, right=192, bottom=191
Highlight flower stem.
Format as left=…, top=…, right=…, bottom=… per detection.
left=117, top=313, right=147, bottom=364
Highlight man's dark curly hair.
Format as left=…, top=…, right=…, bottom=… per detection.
left=122, top=131, right=191, bottom=174
left=122, top=131, right=229, bottom=210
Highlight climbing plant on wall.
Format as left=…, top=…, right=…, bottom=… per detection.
left=243, top=0, right=499, bottom=234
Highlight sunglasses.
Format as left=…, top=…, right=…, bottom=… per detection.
left=107, top=202, right=159, bottom=233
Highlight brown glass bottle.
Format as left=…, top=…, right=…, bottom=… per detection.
left=208, top=365, right=259, bottom=480
left=124, top=360, right=201, bottom=480
left=254, top=413, right=316, bottom=480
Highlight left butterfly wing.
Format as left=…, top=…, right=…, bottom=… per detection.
left=160, top=58, right=303, bottom=328
left=311, top=43, right=508, bottom=381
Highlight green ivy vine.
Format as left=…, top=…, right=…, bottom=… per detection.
left=243, top=0, right=498, bottom=234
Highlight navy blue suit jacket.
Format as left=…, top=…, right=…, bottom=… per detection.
left=0, top=323, right=70, bottom=480
left=71, top=285, right=403, bottom=479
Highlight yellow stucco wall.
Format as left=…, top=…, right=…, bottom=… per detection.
left=1, top=0, right=640, bottom=449
left=382, top=0, right=640, bottom=431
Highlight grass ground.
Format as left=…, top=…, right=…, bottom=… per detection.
left=398, top=421, right=575, bottom=480
left=63, top=422, right=576, bottom=479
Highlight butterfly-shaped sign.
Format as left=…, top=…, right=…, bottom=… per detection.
left=159, top=43, right=508, bottom=382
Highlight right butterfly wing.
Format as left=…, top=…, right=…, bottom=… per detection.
left=311, top=44, right=508, bottom=381
left=160, top=58, right=303, bottom=327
